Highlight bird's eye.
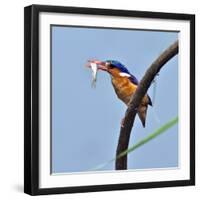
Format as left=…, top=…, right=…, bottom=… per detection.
left=106, top=62, right=114, bottom=69
left=105, top=62, right=110, bottom=67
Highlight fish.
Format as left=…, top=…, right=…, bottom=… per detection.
left=90, top=62, right=98, bottom=87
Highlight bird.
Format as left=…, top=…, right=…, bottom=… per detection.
left=87, top=59, right=152, bottom=127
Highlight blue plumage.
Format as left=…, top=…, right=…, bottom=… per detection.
left=128, top=74, right=139, bottom=85
left=87, top=58, right=152, bottom=127
left=106, top=60, right=152, bottom=106
left=106, top=60, right=139, bottom=85
left=106, top=60, right=129, bottom=73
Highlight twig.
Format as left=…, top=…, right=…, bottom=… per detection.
left=115, top=40, right=179, bottom=170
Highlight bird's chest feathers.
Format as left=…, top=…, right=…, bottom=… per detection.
left=111, top=77, right=137, bottom=104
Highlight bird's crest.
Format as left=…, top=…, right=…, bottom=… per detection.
left=106, top=60, right=139, bottom=85
left=106, top=60, right=130, bottom=74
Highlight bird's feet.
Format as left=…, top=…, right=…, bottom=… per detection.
left=121, top=117, right=125, bottom=128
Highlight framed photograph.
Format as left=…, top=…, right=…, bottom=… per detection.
left=24, top=4, right=195, bottom=195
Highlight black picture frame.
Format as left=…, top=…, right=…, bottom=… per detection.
left=24, top=4, right=195, bottom=196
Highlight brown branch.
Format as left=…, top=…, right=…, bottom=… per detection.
left=115, top=40, right=179, bottom=170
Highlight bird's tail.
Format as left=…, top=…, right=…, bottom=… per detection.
left=138, top=105, right=148, bottom=127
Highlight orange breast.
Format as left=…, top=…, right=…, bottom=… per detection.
left=111, top=77, right=137, bottom=105
left=111, top=76, right=149, bottom=106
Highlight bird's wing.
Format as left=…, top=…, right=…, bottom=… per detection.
left=128, top=74, right=139, bottom=85
left=147, top=95, right=152, bottom=106
left=128, top=73, right=152, bottom=106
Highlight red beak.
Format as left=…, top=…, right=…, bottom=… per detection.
left=86, top=59, right=108, bottom=71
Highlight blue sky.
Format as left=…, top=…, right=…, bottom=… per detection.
left=51, top=26, right=178, bottom=173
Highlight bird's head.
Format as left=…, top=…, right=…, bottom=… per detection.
left=86, top=59, right=131, bottom=77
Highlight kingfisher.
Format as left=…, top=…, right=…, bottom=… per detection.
left=87, top=59, right=152, bottom=127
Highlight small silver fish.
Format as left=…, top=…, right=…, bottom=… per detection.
left=90, top=62, right=98, bottom=87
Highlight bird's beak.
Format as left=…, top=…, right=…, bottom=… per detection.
left=86, top=59, right=108, bottom=71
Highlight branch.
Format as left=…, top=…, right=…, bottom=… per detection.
left=115, top=40, right=179, bottom=170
